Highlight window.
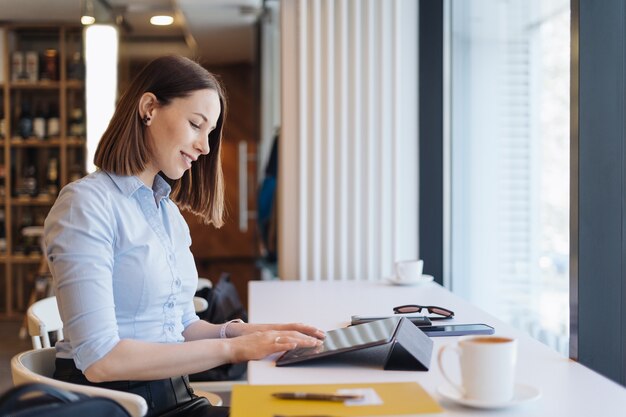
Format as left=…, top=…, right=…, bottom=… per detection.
left=448, top=0, right=570, bottom=355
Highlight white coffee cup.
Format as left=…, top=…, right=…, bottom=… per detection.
left=394, top=259, right=424, bottom=282
left=438, top=336, right=518, bottom=403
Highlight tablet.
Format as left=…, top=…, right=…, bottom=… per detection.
left=276, top=316, right=402, bottom=366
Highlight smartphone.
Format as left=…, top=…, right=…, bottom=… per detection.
left=351, top=315, right=432, bottom=327
left=419, top=323, right=495, bottom=337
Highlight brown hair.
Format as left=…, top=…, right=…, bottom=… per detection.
left=94, top=55, right=226, bottom=227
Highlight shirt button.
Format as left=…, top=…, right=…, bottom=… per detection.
left=174, top=278, right=182, bottom=288
left=166, top=323, right=175, bottom=332
left=166, top=301, right=174, bottom=309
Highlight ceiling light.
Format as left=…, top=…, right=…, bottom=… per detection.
left=81, top=16, right=96, bottom=25
left=81, top=0, right=96, bottom=25
left=150, top=15, right=174, bottom=26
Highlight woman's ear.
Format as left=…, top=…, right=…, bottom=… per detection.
left=138, top=92, right=158, bottom=126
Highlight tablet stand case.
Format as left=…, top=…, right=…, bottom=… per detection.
left=382, top=316, right=433, bottom=371
left=276, top=317, right=433, bottom=371
left=324, top=317, right=433, bottom=371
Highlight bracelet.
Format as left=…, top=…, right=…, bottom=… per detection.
left=219, top=319, right=244, bottom=339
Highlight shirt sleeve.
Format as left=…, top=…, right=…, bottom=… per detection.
left=181, top=299, right=200, bottom=329
left=44, top=183, right=120, bottom=372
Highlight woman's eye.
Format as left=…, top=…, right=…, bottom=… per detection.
left=189, top=121, right=201, bottom=130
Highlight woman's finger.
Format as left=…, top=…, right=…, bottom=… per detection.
left=280, top=323, right=326, bottom=339
left=273, top=333, right=322, bottom=347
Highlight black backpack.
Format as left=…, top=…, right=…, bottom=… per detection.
left=0, top=383, right=131, bottom=417
left=189, top=273, right=248, bottom=382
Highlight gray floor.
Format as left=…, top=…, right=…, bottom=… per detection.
left=0, top=320, right=33, bottom=395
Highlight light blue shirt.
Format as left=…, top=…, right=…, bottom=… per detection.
left=44, top=170, right=200, bottom=372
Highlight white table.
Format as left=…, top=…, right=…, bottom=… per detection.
left=248, top=280, right=626, bottom=416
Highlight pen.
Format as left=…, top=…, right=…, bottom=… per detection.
left=273, top=415, right=337, bottom=417
left=272, top=392, right=364, bottom=402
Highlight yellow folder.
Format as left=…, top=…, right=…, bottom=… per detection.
left=230, top=382, right=443, bottom=417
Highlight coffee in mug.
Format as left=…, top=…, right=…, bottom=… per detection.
left=394, top=259, right=424, bottom=282
left=438, top=335, right=517, bottom=402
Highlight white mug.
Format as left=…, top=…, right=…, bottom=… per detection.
left=394, top=259, right=424, bottom=282
left=438, top=336, right=517, bottom=402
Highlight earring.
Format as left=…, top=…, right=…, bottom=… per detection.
left=142, top=115, right=151, bottom=125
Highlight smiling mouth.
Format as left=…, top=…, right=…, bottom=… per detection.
left=181, top=152, right=195, bottom=166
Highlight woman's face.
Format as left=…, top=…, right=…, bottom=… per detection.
left=141, top=88, right=221, bottom=185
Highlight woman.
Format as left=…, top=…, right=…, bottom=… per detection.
left=44, top=56, right=324, bottom=417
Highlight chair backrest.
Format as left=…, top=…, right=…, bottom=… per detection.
left=23, top=291, right=222, bottom=408
left=193, top=296, right=209, bottom=314
left=11, top=348, right=148, bottom=417
left=197, top=277, right=213, bottom=291
left=194, top=278, right=212, bottom=314
left=27, top=296, right=64, bottom=349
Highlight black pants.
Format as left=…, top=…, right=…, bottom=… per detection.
left=54, top=358, right=229, bottom=417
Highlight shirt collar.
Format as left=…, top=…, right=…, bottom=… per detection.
left=105, top=171, right=172, bottom=202
left=152, top=174, right=172, bottom=204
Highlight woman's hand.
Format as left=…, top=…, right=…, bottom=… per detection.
left=227, top=330, right=323, bottom=363
left=227, top=322, right=325, bottom=340
left=220, top=322, right=326, bottom=363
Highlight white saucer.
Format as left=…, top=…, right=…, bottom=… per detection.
left=386, top=274, right=434, bottom=286
left=437, top=383, right=541, bottom=409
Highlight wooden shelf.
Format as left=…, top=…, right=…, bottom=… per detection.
left=10, top=254, right=43, bottom=264
left=8, top=137, right=85, bottom=147
left=66, top=137, right=86, bottom=146
left=10, top=137, right=62, bottom=147
left=10, top=81, right=61, bottom=90
left=11, top=196, right=56, bottom=206
left=66, top=80, right=84, bottom=89
left=1, top=24, right=86, bottom=316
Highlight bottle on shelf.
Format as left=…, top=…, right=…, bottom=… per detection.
left=46, top=103, right=60, bottom=138
left=41, top=49, right=58, bottom=81
left=33, top=102, right=46, bottom=140
left=11, top=51, right=26, bottom=81
left=69, top=164, right=83, bottom=182
left=68, top=107, right=85, bottom=138
left=0, top=163, right=6, bottom=198
left=45, top=157, right=58, bottom=196
left=18, top=163, right=38, bottom=197
left=24, top=209, right=44, bottom=256
left=0, top=208, right=6, bottom=254
left=18, top=101, right=33, bottom=139
left=15, top=208, right=34, bottom=256
left=0, top=105, right=5, bottom=139
left=68, top=52, right=84, bottom=80
left=24, top=51, right=39, bottom=83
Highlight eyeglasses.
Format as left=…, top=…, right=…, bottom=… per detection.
left=393, top=304, right=455, bottom=320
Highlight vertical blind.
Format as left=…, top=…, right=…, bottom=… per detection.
left=449, top=0, right=570, bottom=355
left=496, top=1, right=540, bottom=323
left=279, top=0, right=419, bottom=281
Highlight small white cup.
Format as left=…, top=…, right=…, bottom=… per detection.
left=394, top=259, right=424, bottom=282
left=438, top=336, right=518, bottom=403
